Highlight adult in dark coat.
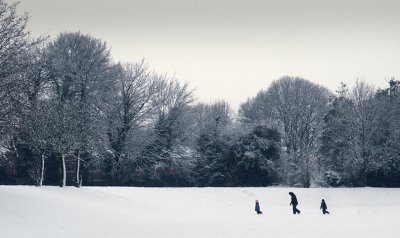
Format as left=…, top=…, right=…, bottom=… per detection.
left=289, top=192, right=301, bottom=214
left=255, top=200, right=262, bottom=214
left=320, top=199, right=330, bottom=214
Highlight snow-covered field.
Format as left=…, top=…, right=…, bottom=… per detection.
left=0, top=186, right=398, bottom=238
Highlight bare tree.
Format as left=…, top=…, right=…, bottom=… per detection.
left=0, top=1, right=41, bottom=159
left=138, top=78, right=195, bottom=180
left=348, top=79, right=377, bottom=185
left=107, top=61, right=158, bottom=162
left=47, top=32, right=113, bottom=104
left=240, top=76, right=331, bottom=187
left=21, top=101, right=54, bottom=186
left=49, top=103, right=80, bottom=187
left=321, top=80, right=380, bottom=186
left=47, top=32, right=115, bottom=186
left=151, top=78, right=195, bottom=150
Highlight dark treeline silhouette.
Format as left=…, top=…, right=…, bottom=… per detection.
left=1, top=1, right=400, bottom=187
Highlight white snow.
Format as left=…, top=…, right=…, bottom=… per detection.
left=0, top=186, right=399, bottom=238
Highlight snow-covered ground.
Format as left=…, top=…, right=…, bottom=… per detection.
left=0, top=186, right=398, bottom=238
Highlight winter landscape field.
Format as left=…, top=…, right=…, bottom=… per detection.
left=1, top=186, right=399, bottom=238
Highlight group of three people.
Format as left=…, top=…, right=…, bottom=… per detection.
left=255, top=192, right=330, bottom=215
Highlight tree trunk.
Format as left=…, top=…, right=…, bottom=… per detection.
left=12, top=136, right=19, bottom=158
left=76, top=151, right=81, bottom=187
left=39, top=154, right=45, bottom=186
left=362, top=161, right=368, bottom=186
left=61, top=154, right=66, bottom=187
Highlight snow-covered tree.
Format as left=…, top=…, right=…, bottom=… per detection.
left=190, top=101, right=233, bottom=185
left=240, top=76, right=331, bottom=187
left=135, top=78, right=195, bottom=185
left=0, top=1, right=32, bottom=99
left=21, top=101, right=53, bottom=186
left=47, top=32, right=115, bottom=187
left=107, top=61, right=159, bottom=165
left=0, top=1, right=45, bottom=180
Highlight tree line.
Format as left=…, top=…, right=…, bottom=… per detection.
left=1, top=1, right=399, bottom=187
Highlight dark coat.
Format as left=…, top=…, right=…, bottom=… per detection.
left=289, top=192, right=298, bottom=206
left=320, top=200, right=328, bottom=210
left=255, top=201, right=261, bottom=212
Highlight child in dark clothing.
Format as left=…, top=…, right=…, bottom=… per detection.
left=320, top=199, right=330, bottom=214
left=255, top=200, right=262, bottom=214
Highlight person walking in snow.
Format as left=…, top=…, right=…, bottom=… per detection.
left=320, top=199, right=330, bottom=214
left=255, top=199, right=262, bottom=214
left=289, top=192, right=301, bottom=214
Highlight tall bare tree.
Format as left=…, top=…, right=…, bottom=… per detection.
left=107, top=61, right=159, bottom=177
left=151, top=79, right=195, bottom=151
left=348, top=80, right=377, bottom=185
left=240, top=76, right=331, bottom=187
left=18, top=44, right=51, bottom=186
left=0, top=1, right=44, bottom=172
left=47, top=32, right=115, bottom=186
left=321, top=80, right=380, bottom=186
left=136, top=78, right=194, bottom=182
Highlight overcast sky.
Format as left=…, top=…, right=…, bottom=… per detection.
left=12, top=0, right=400, bottom=109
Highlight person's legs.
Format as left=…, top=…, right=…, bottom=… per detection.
left=293, top=205, right=300, bottom=214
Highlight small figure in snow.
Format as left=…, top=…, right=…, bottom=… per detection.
left=289, top=192, right=301, bottom=214
left=320, top=199, right=330, bottom=214
left=255, top=199, right=263, bottom=214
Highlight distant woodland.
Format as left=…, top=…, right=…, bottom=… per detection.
left=1, top=1, right=400, bottom=187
